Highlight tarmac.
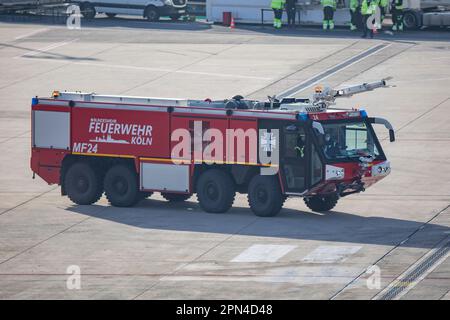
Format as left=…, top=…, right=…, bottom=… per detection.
left=0, top=17, right=449, bottom=299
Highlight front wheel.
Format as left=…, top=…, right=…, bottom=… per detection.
left=196, top=169, right=235, bottom=213
left=104, top=164, right=139, bottom=207
left=304, top=193, right=338, bottom=212
left=248, top=175, right=283, bottom=217
left=403, top=11, right=420, bottom=30
left=145, top=7, right=160, bottom=22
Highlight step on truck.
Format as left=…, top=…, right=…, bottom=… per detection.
left=30, top=79, right=395, bottom=217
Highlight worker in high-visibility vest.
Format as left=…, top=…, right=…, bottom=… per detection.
left=391, top=0, right=403, bottom=31
left=361, top=0, right=377, bottom=38
left=379, top=0, right=388, bottom=22
left=271, top=0, right=286, bottom=29
left=321, top=0, right=336, bottom=30
left=349, top=0, right=360, bottom=31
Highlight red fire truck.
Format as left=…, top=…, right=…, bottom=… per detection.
left=30, top=79, right=395, bottom=217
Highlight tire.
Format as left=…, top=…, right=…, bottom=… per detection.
left=105, top=13, right=116, bottom=18
left=304, top=193, right=339, bottom=212
left=196, top=169, right=235, bottom=213
left=64, top=162, right=103, bottom=205
left=145, top=6, right=160, bottom=22
left=104, top=164, right=139, bottom=207
left=81, top=3, right=96, bottom=19
left=170, top=14, right=181, bottom=21
left=248, top=175, right=283, bottom=217
left=161, top=193, right=191, bottom=202
left=403, top=11, right=420, bottom=30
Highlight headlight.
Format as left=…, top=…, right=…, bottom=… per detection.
left=372, top=161, right=391, bottom=176
left=326, top=165, right=345, bottom=180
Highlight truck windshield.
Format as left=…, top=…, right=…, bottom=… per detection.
left=317, top=121, right=380, bottom=160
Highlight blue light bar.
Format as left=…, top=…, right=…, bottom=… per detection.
left=31, top=97, right=39, bottom=106
left=360, top=109, right=368, bottom=118
left=297, top=112, right=308, bottom=121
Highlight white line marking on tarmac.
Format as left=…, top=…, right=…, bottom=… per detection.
left=14, top=28, right=49, bottom=40
left=11, top=56, right=271, bottom=80
left=302, top=246, right=362, bottom=263
left=374, top=238, right=450, bottom=300
left=163, top=265, right=362, bottom=285
left=70, top=62, right=272, bottom=80
left=231, top=244, right=296, bottom=263
left=278, top=43, right=392, bottom=97
left=14, top=39, right=79, bottom=59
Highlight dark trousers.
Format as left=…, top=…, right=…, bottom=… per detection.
left=287, top=7, right=296, bottom=25
left=392, top=7, right=403, bottom=27
left=273, top=8, right=283, bottom=20
left=350, top=9, right=357, bottom=26
left=324, top=6, right=334, bottom=21
left=380, top=6, right=386, bottom=19
left=362, top=14, right=374, bottom=38
left=354, top=6, right=363, bottom=28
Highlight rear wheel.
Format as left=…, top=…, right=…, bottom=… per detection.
left=304, top=193, right=338, bottom=212
left=81, top=3, right=96, bottom=19
left=145, top=6, right=160, bottom=22
left=248, top=175, right=283, bottom=217
left=104, top=164, right=139, bottom=207
left=196, top=169, right=235, bottom=213
left=64, top=162, right=103, bottom=205
left=161, top=193, right=191, bottom=202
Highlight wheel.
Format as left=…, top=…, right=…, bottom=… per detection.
left=145, top=6, right=160, bottom=22
left=403, top=11, right=420, bottom=30
left=247, top=175, right=283, bottom=217
left=104, top=164, right=139, bottom=207
left=196, top=169, right=235, bottom=213
left=161, top=193, right=191, bottom=202
left=170, top=14, right=181, bottom=21
left=304, top=193, right=339, bottom=212
left=105, top=13, right=116, bottom=18
left=64, top=162, right=103, bottom=205
left=81, top=3, right=96, bottom=19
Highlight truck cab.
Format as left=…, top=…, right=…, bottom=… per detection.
left=76, top=0, right=187, bottom=21
left=258, top=107, right=393, bottom=213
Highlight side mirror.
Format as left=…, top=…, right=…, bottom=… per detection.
left=368, top=117, right=395, bottom=143
left=389, top=129, right=395, bottom=142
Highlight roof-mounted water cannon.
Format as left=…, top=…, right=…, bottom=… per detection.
left=312, top=77, right=393, bottom=109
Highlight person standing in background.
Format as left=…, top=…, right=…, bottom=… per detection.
left=391, top=0, right=404, bottom=31
left=349, top=0, right=360, bottom=30
left=379, top=0, right=388, bottom=29
left=271, top=0, right=286, bottom=29
left=321, top=0, right=336, bottom=30
left=361, top=0, right=377, bottom=38
left=286, top=0, right=298, bottom=28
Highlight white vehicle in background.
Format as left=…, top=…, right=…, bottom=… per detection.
left=74, top=0, right=187, bottom=21
left=403, top=0, right=450, bottom=29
